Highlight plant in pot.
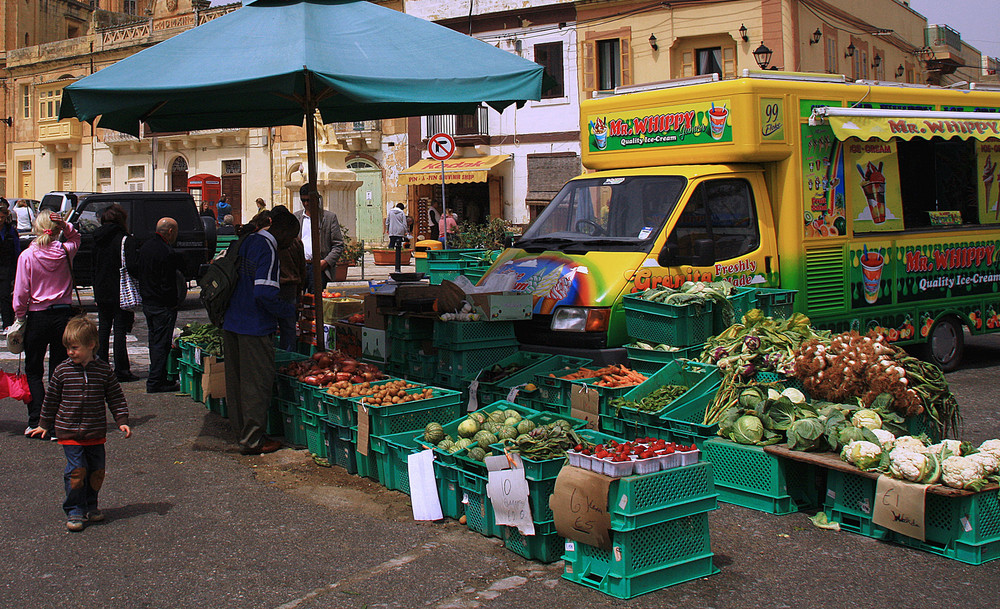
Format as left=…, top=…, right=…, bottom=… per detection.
left=334, top=227, right=366, bottom=281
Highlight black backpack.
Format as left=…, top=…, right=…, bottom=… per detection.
left=199, top=237, right=244, bottom=326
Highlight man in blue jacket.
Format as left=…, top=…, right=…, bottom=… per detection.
left=221, top=206, right=298, bottom=455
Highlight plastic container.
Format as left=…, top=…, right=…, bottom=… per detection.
left=323, top=419, right=357, bottom=474
left=351, top=385, right=462, bottom=436
left=702, top=438, right=818, bottom=515
left=503, top=521, right=564, bottom=564
left=625, top=343, right=705, bottom=366
left=614, top=360, right=722, bottom=427
left=493, top=429, right=624, bottom=481
left=716, top=286, right=756, bottom=330
left=622, top=293, right=715, bottom=347
left=432, top=319, right=517, bottom=349
left=754, top=287, right=798, bottom=319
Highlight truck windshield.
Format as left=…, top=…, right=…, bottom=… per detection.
left=518, top=176, right=686, bottom=251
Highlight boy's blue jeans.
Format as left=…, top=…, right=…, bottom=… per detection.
left=63, top=445, right=106, bottom=519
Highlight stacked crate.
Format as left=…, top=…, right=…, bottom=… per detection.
left=562, top=461, right=720, bottom=599
left=386, top=316, right=436, bottom=380
left=433, top=320, right=519, bottom=389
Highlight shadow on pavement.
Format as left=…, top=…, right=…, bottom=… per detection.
left=102, top=501, right=173, bottom=522
left=191, top=411, right=240, bottom=453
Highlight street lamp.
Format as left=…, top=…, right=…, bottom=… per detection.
left=753, top=43, right=773, bottom=70
left=896, top=64, right=905, bottom=78
left=739, top=24, right=748, bottom=43
left=872, top=54, right=882, bottom=69
left=0, top=117, right=11, bottom=127
left=845, top=42, right=856, bottom=58
left=649, top=33, right=658, bottom=51
left=810, top=28, right=822, bottom=45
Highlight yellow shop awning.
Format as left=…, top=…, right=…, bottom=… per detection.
left=810, top=107, right=1000, bottom=142
left=400, top=154, right=510, bottom=185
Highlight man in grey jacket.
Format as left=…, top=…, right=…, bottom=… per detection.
left=293, top=184, right=345, bottom=291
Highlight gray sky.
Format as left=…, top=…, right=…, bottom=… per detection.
left=909, top=0, right=1000, bottom=59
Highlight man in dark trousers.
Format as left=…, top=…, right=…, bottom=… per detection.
left=293, top=184, right=344, bottom=291
left=136, top=217, right=184, bottom=393
left=222, top=206, right=298, bottom=455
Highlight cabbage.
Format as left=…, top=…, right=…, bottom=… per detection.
left=781, top=387, right=807, bottom=405
left=730, top=415, right=765, bottom=444
left=852, top=409, right=883, bottom=430
left=787, top=418, right=828, bottom=451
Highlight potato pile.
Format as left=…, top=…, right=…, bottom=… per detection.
left=357, top=380, right=434, bottom=406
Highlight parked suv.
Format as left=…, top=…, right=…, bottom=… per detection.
left=39, top=191, right=98, bottom=215
left=66, top=191, right=217, bottom=287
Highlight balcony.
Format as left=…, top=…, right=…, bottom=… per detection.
left=923, top=25, right=964, bottom=78
left=38, top=119, right=83, bottom=152
left=329, top=120, right=381, bottom=151
left=425, top=107, right=489, bottom=146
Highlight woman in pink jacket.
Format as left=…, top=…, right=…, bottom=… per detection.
left=13, top=211, right=80, bottom=436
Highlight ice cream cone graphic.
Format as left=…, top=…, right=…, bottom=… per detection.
left=984, top=155, right=997, bottom=219
left=530, top=266, right=563, bottom=309
left=540, top=268, right=576, bottom=314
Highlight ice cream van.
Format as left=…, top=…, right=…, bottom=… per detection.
left=485, top=71, right=1000, bottom=370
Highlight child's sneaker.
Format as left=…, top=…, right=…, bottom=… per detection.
left=66, top=518, right=85, bottom=532
left=86, top=510, right=104, bottom=523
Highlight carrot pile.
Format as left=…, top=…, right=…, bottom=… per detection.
left=552, top=364, right=648, bottom=388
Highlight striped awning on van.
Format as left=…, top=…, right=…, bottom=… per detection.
left=810, top=107, right=1000, bottom=142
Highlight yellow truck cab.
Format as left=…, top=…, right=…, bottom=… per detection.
left=486, top=71, right=1000, bottom=370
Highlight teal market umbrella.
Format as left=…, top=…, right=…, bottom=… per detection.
left=61, top=0, right=545, bottom=349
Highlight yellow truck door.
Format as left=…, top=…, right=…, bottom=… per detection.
left=653, top=170, right=778, bottom=290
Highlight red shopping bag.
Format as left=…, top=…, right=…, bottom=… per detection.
left=0, top=371, right=31, bottom=403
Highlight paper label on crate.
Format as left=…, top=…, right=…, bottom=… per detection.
left=872, top=474, right=927, bottom=542
left=613, top=546, right=623, bottom=562
left=467, top=380, right=479, bottom=412
left=564, top=541, right=575, bottom=552
left=506, top=386, right=520, bottom=402
left=618, top=494, right=629, bottom=511
left=357, top=403, right=371, bottom=456
left=569, top=384, right=600, bottom=431
left=194, top=347, right=202, bottom=364
left=408, top=450, right=443, bottom=521
left=961, top=516, right=972, bottom=533
left=487, top=465, right=535, bottom=535
left=827, top=489, right=836, bottom=500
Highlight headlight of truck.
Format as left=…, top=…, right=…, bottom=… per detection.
left=550, top=307, right=611, bottom=332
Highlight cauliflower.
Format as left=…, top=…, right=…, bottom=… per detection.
left=889, top=448, right=941, bottom=484
left=967, top=452, right=1000, bottom=475
left=893, top=436, right=928, bottom=453
left=871, top=429, right=895, bottom=449
left=941, top=456, right=987, bottom=490
left=928, top=439, right=963, bottom=459
left=978, top=439, right=1000, bottom=458
left=852, top=409, right=882, bottom=430
left=841, top=440, right=882, bottom=470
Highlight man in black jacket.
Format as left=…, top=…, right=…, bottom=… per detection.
left=137, top=217, right=185, bottom=393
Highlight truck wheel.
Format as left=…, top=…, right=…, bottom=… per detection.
left=923, top=316, right=964, bottom=372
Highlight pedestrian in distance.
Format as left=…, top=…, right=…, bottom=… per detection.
left=222, top=206, right=298, bottom=455
left=293, top=184, right=344, bottom=291
left=427, top=202, right=440, bottom=241
left=14, top=198, right=35, bottom=233
left=216, top=195, right=231, bottom=227
left=92, top=204, right=140, bottom=383
left=0, top=206, right=22, bottom=331
left=256, top=197, right=267, bottom=213
left=13, top=211, right=79, bottom=437
left=200, top=201, right=216, bottom=223
left=438, top=208, right=457, bottom=248
left=29, top=316, right=130, bottom=532
left=385, top=202, right=407, bottom=249
left=135, top=217, right=185, bottom=394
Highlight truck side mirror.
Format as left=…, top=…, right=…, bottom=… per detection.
left=692, top=238, right=716, bottom=266
left=657, top=242, right=679, bottom=267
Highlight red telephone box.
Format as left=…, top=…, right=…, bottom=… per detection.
left=187, top=174, right=222, bottom=214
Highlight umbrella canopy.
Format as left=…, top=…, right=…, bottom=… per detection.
left=60, top=0, right=546, bottom=350
left=60, top=0, right=545, bottom=135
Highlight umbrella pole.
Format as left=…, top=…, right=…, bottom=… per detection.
left=305, top=78, right=326, bottom=353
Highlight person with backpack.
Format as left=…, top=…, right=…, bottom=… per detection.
left=135, top=218, right=185, bottom=394
left=221, top=206, right=298, bottom=455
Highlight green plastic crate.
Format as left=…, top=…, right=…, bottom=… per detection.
left=178, top=360, right=203, bottom=403
left=714, top=287, right=756, bottom=331
left=387, top=316, right=435, bottom=340
left=378, top=431, right=423, bottom=495
left=389, top=336, right=434, bottom=366
left=294, top=380, right=328, bottom=416
left=625, top=343, right=705, bottom=366
left=435, top=460, right=464, bottom=520
left=561, top=512, right=716, bottom=598
left=351, top=427, right=379, bottom=481
left=503, top=521, right=565, bottom=564
left=606, top=462, right=718, bottom=531
left=420, top=401, right=540, bottom=470
left=458, top=469, right=501, bottom=538
left=323, top=419, right=357, bottom=474
left=177, top=339, right=205, bottom=370
left=468, top=351, right=554, bottom=403
left=702, top=439, right=818, bottom=514
left=658, top=390, right=720, bottom=445
left=622, top=293, right=715, bottom=347
left=426, top=248, right=489, bottom=261
left=432, top=320, right=517, bottom=349
left=492, top=429, right=623, bottom=482
left=352, top=386, right=462, bottom=436
left=436, top=344, right=519, bottom=387
left=407, top=353, right=439, bottom=383
left=614, top=361, right=722, bottom=427
left=206, top=396, right=228, bottom=418
left=300, top=407, right=329, bottom=460
left=167, top=346, right=181, bottom=376
left=276, top=398, right=306, bottom=448
left=754, top=288, right=798, bottom=319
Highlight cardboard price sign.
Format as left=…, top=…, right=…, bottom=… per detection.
left=569, top=384, right=600, bottom=431
left=549, top=466, right=612, bottom=550
left=872, top=474, right=927, bottom=541
left=201, top=356, right=226, bottom=399
left=357, top=403, right=371, bottom=456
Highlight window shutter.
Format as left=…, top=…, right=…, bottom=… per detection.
left=582, top=39, right=596, bottom=95
left=681, top=50, right=694, bottom=78
left=619, top=35, right=632, bottom=86
left=722, top=46, right=736, bottom=79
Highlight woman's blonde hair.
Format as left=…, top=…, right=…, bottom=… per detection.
left=32, top=211, right=61, bottom=247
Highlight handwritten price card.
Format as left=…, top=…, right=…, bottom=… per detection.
left=872, top=474, right=927, bottom=541
left=550, top=466, right=612, bottom=550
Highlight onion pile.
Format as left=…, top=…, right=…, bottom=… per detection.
left=279, top=350, right=387, bottom=386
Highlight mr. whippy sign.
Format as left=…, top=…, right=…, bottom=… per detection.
left=587, top=99, right=732, bottom=152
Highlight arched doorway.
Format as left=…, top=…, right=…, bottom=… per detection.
left=348, top=159, right=383, bottom=244
left=170, top=156, right=189, bottom=192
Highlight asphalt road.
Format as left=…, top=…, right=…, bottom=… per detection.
left=1, top=293, right=998, bottom=608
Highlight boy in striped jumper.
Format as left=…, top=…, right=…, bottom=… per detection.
left=30, top=316, right=131, bottom=532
